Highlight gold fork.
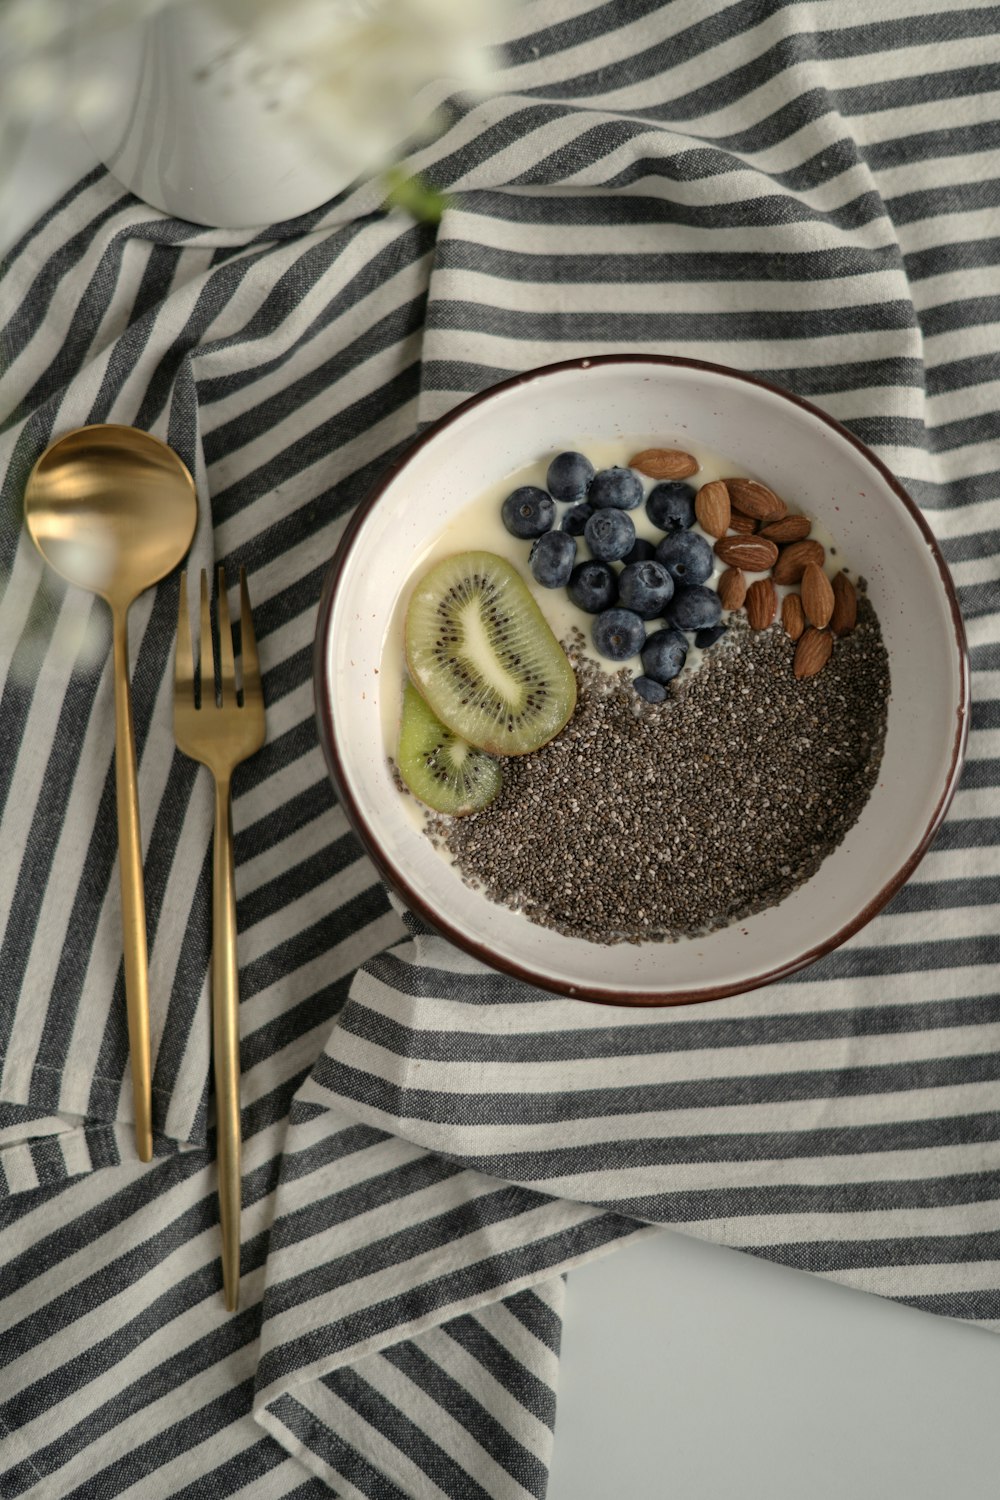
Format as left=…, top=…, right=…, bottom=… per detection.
left=174, top=567, right=266, bottom=1312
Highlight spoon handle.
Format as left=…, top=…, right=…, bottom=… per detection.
left=111, top=607, right=154, bottom=1163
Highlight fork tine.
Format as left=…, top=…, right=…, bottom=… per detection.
left=239, top=568, right=263, bottom=710
left=175, top=570, right=193, bottom=695
left=199, top=570, right=215, bottom=709
left=216, top=566, right=237, bottom=706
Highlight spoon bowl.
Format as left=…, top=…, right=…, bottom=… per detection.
left=24, top=425, right=198, bottom=608
left=25, top=424, right=198, bottom=1158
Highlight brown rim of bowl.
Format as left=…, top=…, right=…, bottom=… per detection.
left=312, top=353, right=971, bottom=1007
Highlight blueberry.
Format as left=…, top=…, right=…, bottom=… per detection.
left=694, top=623, right=729, bottom=649
left=654, top=530, right=714, bottom=586
left=634, top=675, right=668, bottom=704
left=567, top=559, right=618, bottom=613
left=592, top=608, right=646, bottom=662
left=664, top=584, right=723, bottom=633
left=645, top=481, right=696, bottom=532
left=562, top=503, right=593, bottom=536
left=623, top=536, right=656, bottom=564
left=617, top=560, right=674, bottom=620
left=501, top=485, right=555, bottom=539
left=641, top=627, right=689, bottom=684
left=589, top=466, right=644, bottom=510
left=529, top=530, right=577, bottom=588
left=584, top=508, right=635, bottom=562
left=547, top=450, right=595, bottom=502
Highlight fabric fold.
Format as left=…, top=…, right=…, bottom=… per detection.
left=257, top=1278, right=567, bottom=1500
left=317, top=935, right=1000, bottom=1326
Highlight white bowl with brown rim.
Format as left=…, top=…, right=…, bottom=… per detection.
left=313, top=355, right=969, bottom=1006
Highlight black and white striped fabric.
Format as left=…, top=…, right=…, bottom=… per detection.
left=2, top=2, right=999, bottom=1494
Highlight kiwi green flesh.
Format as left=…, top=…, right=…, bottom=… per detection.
left=397, top=681, right=502, bottom=815
left=404, top=551, right=577, bottom=756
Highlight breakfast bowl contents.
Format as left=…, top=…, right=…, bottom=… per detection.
left=388, top=437, right=890, bottom=945
left=314, top=357, right=968, bottom=1005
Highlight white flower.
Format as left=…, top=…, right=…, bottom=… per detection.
left=213, top=0, right=508, bottom=183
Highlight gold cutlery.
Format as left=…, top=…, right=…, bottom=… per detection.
left=24, top=425, right=197, bottom=1163
left=174, top=567, right=265, bottom=1312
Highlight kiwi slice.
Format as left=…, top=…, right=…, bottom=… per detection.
left=405, top=551, right=576, bottom=755
left=397, top=681, right=502, bottom=815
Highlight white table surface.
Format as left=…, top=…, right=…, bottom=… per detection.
left=4, top=115, right=1000, bottom=1500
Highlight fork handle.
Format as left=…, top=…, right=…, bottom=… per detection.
left=111, top=606, right=153, bottom=1164
left=212, top=774, right=242, bottom=1313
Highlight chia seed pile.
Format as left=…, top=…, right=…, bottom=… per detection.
left=424, top=597, right=891, bottom=944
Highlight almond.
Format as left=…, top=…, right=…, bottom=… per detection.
left=794, top=628, right=833, bottom=679
left=725, top=478, right=787, bottom=521
left=781, top=592, right=806, bottom=641
left=759, top=513, right=811, bottom=543
left=694, top=480, right=730, bottom=538
left=772, top=538, right=826, bottom=585
left=800, top=563, right=834, bottom=628
left=717, top=567, right=746, bottom=611
left=713, top=535, right=779, bottom=572
left=629, top=447, right=698, bottom=480
left=745, top=578, right=777, bottom=630
left=830, top=571, right=858, bottom=635
left=728, top=512, right=758, bottom=535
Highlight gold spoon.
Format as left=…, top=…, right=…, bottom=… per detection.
left=24, top=425, right=198, bottom=1162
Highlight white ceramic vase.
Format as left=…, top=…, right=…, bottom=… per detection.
left=72, top=1, right=356, bottom=229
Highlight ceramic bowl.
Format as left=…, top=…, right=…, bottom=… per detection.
left=314, top=355, right=968, bottom=1005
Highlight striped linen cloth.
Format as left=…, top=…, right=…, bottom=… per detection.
left=1, top=1, right=999, bottom=1494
